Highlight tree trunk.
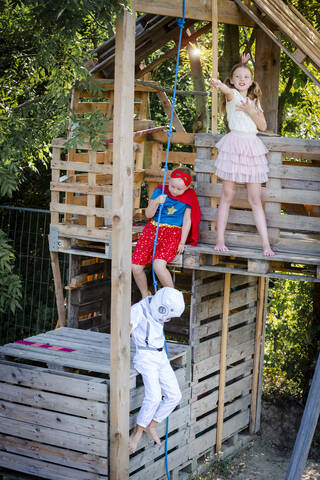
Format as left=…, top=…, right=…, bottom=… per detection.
left=218, top=24, right=240, bottom=82
left=187, top=39, right=209, bottom=133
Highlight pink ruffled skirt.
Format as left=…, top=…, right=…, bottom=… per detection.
left=215, top=131, right=269, bottom=183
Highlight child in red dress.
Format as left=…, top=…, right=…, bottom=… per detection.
left=132, top=167, right=201, bottom=298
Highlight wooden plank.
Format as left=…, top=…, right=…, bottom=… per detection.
left=190, top=394, right=251, bottom=438
left=147, top=131, right=195, bottom=145
left=191, top=375, right=252, bottom=421
left=0, top=401, right=107, bottom=438
left=0, top=417, right=106, bottom=456
left=110, top=8, right=135, bottom=480
left=0, top=361, right=107, bottom=400
left=249, top=277, right=266, bottom=434
left=135, top=0, right=254, bottom=25
left=197, top=182, right=320, bottom=206
left=0, top=382, right=107, bottom=420
left=51, top=182, right=113, bottom=195
left=200, top=207, right=320, bottom=233
left=195, top=133, right=320, bottom=153
left=51, top=148, right=60, bottom=225
left=0, top=434, right=107, bottom=475
left=50, top=202, right=112, bottom=217
left=50, top=251, right=66, bottom=327
left=0, top=451, right=107, bottom=480
left=51, top=160, right=113, bottom=174
left=193, top=339, right=254, bottom=381
left=216, top=273, right=230, bottom=452
left=285, top=352, right=320, bottom=480
left=265, top=152, right=282, bottom=242
left=156, top=91, right=186, bottom=132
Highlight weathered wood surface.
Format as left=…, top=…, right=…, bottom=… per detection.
left=0, top=328, right=187, bottom=381
left=0, top=326, right=191, bottom=480
left=135, top=0, right=255, bottom=25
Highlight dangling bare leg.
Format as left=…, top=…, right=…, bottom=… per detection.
left=153, top=259, right=174, bottom=288
left=247, top=183, right=275, bottom=256
left=132, top=264, right=151, bottom=298
left=145, top=420, right=161, bottom=446
left=214, top=180, right=236, bottom=252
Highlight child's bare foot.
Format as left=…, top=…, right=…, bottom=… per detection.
left=129, top=425, right=144, bottom=453
left=263, top=245, right=275, bottom=256
left=214, top=242, right=229, bottom=252
left=145, top=420, right=161, bottom=446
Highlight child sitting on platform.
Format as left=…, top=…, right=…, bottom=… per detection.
left=132, top=167, right=201, bottom=298
left=129, top=287, right=185, bottom=453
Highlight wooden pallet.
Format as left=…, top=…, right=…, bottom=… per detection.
left=0, top=328, right=190, bottom=480
left=181, top=244, right=320, bottom=282
left=188, top=272, right=260, bottom=459
left=195, top=133, right=320, bottom=263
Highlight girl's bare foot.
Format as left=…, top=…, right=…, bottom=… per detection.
left=145, top=421, right=161, bottom=446
left=129, top=425, right=144, bottom=453
left=263, top=245, right=275, bottom=257
left=214, top=242, right=229, bottom=252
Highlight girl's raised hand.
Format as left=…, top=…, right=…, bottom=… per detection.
left=240, top=53, right=250, bottom=64
left=210, top=78, right=222, bottom=89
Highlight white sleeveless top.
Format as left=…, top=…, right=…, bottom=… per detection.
left=226, top=89, right=262, bottom=134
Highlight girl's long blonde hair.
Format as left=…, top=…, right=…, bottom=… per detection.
left=220, top=62, right=263, bottom=114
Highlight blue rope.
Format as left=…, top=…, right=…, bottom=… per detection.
left=149, top=2, right=185, bottom=479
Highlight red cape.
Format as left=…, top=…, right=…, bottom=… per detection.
left=157, top=185, right=201, bottom=246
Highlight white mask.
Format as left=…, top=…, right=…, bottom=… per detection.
left=149, top=287, right=185, bottom=324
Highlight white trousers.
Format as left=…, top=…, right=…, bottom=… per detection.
left=133, top=349, right=182, bottom=428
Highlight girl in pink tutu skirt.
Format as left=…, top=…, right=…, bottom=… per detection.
left=210, top=55, right=275, bottom=256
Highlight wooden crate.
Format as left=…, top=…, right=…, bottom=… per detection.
left=195, top=133, right=320, bottom=256
left=188, top=271, right=259, bottom=460
left=0, top=328, right=190, bottom=480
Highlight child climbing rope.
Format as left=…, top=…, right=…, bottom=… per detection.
left=132, top=167, right=201, bottom=298
left=210, top=53, right=275, bottom=257
left=129, top=287, right=185, bottom=453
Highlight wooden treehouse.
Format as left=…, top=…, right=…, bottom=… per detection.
left=0, top=1, right=319, bottom=479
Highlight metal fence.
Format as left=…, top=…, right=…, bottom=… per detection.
left=0, top=206, right=68, bottom=346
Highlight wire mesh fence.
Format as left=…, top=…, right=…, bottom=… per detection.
left=0, top=206, right=68, bottom=346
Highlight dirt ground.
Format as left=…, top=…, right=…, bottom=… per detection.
left=200, top=397, right=320, bottom=480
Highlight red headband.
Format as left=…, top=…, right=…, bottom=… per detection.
left=171, top=169, right=191, bottom=186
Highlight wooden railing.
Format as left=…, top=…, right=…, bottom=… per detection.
left=195, top=134, right=320, bottom=256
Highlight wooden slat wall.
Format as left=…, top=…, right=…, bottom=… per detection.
left=195, top=134, right=320, bottom=255
left=188, top=271, right=259, bottom=461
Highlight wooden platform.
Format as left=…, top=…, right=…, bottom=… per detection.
left=0, top=328, right=190, bottom=480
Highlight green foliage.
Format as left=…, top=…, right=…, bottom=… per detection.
left=264, top=279, right=316, bottom=398
left=0, top=230, right=22, bottom=313
left=0, top=0, right=125, bottom=319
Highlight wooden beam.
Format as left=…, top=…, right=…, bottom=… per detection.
left=135, top=0, right=255, bottom=26
left=285, top=352, right=320, bottom=479
left=156, top=91, right=186, bottom=132
left=50, top=251, right=66, bottom=328
left=110, top=5, right=135, bottom=480
left=216, top=272, right=231, bottom=452
left=250, top=276, right=266, bottom=434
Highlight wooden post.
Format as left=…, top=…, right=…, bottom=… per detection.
left=110, top=5, right=135, bottom=480
left=211, top=0, right=218, bottom=133
left=285, top=352, right=320, bottom=480
left=216, top=272, right=231, bottom=452
left=250, top=276, right=266, bottom=434
left=50, top=251, right=66, bottom=328
left=210, top=0, right=219, bottom=245
left=67, top=255, right=81, bottom=328
left=255, top=28, right=280, bottom=133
